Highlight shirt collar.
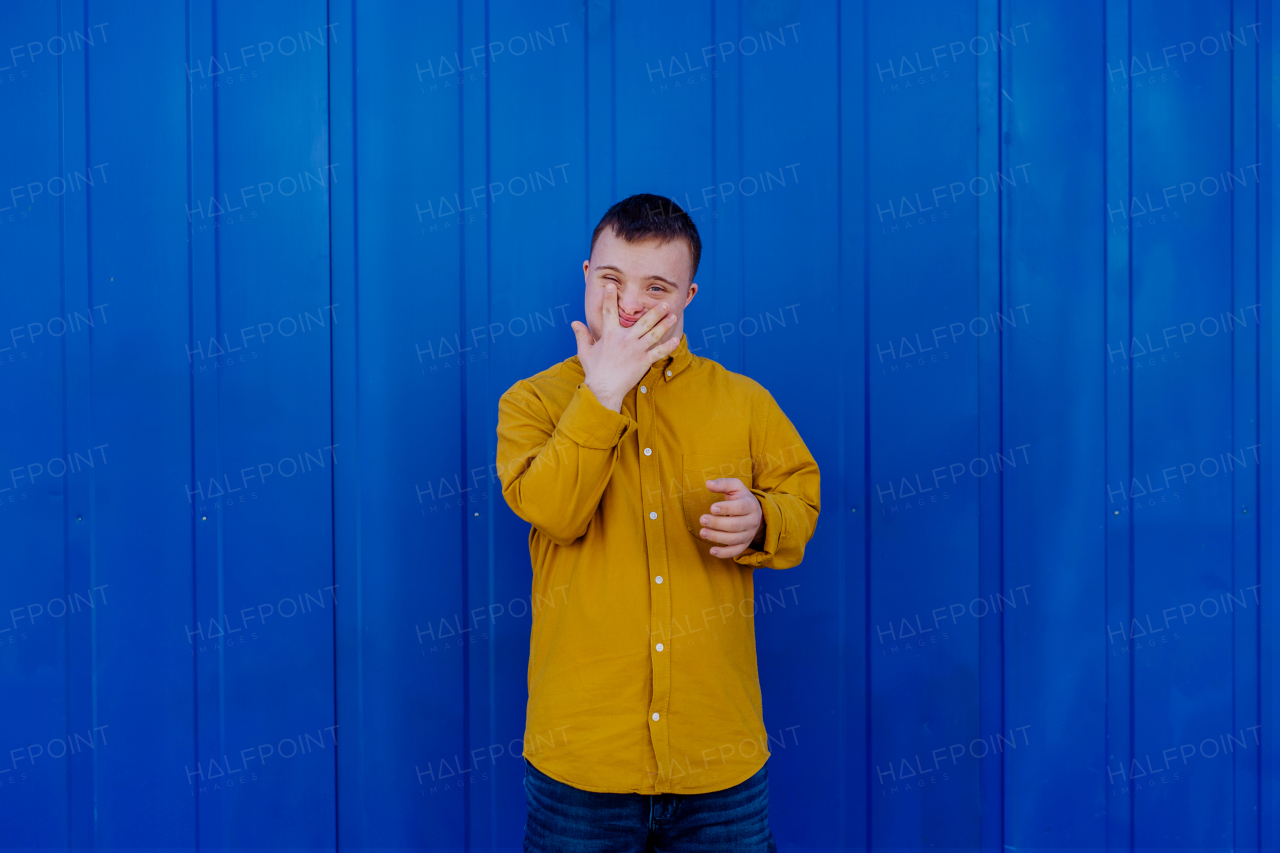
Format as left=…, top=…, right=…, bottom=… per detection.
left=658, top=334, right=694, bottom=381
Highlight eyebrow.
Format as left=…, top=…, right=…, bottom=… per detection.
left=595, top=265, right=679, bottom=288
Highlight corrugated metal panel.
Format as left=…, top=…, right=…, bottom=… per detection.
left=0, top=1, right=1272, bottom=849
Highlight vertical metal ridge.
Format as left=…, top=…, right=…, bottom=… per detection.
left=81, top=0, right=99, bottom=832
left=736, top=0, right=743, bottom=369
left=1125, top=2, right=1134, bottom=848
left=975, top=0, right=1005, bottom=845
left=1103, top=0, right=1134, bottom=846
left=481, top=0, right=495, bottom=843
left=57, top=0, right=69, bottom=841
left=57, top=0, right=96, bottom=843
left=187, top=0, right=222, bottom=845
left=1254, top=3, right=1264, bottom=841
left=1253, top=0, right=1265, bottom=842
left=709, top=0, right=716, bottom=335
left=860, top=1, right=872, bottom=848
left=210, top=0, right=226, bottom=786
left=53, top=0, right=98, bottom=842
left=455, top=0, right=470, bottom=843
left=584, top=1, right=591, bottom=233
left=996, top=0, right=1010, bottom=843
left=834, top=1, right=845, bottom=844
left=1256, top=4, right=1274, bottom=846
left=836, top=1, right=868, bottom=845
left=458, top=0, right=498, bottom=845
left=325, top=0, right=340, bottom=846
left=351, top=1, right=364, bottom=836
left=610, top=0, right=616, bottom=201
left=329, top=0, right=363, bottom=843
left=183, top=0, right=200, bottom=845
left=1261, top=2, right=1279, bottom=848
left=1229, top=0, right=1263, bottom=846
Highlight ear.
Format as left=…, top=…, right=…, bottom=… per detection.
left=684, top=282, right=698, bottom=308
left=582, top=260, right=591, bottom=285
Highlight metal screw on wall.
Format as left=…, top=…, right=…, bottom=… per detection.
left=474, top=512, right=480, bottom=517
left=1113, top=511, right=1120, bottom=516
left=76, top=516, right=82, bottom=522
left=201, top=516, right=207, bottom=521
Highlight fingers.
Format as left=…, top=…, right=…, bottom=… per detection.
left=700, top=511, right=756, bottom=533
left=644, top=322, right=682, bottom=360
left=707, top=497, right=756, bottom=517
left=700, top=482, right=761, bottom=555
left=630, top=302, right=670, bottom=336
left=699, top=525, right=747, bottom=545
left=642, top=312, right=679, bottom=344
left=570, top=321, right=594, bottom=353
left=705, top=477, right=747, bottom=496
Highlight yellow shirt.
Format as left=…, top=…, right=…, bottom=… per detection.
left=496, top=334, right=820, bottom=794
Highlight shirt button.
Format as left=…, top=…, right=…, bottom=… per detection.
left=666, top=370, right=672, bottom=377
left=655, top=576, right=663, bottom=584
left=640, top=385, right=647, bottom=394
left=649, top=511, right=657, bottom=520
left=656, top=643, right=664, bottom=652
left=652, top=712, right=660, bottom=721
left=644, top=447, right=652, bottom=456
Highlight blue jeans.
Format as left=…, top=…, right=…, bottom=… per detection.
left=523, top=760, right=777, bottom=853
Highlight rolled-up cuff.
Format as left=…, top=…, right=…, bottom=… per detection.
left=733, top=490, right=786, bottom=568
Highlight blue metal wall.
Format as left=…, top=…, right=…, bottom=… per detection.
left=1, top=0, right=1276, bottom=850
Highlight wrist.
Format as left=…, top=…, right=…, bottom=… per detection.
left=584, top=379, right=623, bottom=413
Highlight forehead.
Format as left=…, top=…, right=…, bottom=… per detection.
left=590, top=229, right=693, bottom=283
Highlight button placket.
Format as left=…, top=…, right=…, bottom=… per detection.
left=639, top=366, right=672, bottom=787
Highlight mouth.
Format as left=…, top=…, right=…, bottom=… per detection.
left=618, top=314, right=639, bottom=328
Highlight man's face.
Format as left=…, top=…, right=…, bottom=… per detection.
left=582, top=228, right=698, bottom=344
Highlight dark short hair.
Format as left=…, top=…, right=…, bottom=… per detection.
left=589, top=193, right=701, bottom=279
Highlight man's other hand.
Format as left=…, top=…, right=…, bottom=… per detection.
left=699, top=478, right=764, bottom=559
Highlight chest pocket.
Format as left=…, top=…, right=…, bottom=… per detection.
left=679, top=452, right=754, bottom=535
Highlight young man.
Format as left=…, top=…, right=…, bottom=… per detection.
left=496, top=194, right=820, bottom=852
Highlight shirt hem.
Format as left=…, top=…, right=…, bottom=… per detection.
left=524, top=751, right=769, bottom=796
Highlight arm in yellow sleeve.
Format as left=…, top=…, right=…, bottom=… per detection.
left=496, top=381, right=635, bottom=546
left=734, top=390, right=821, bottom=570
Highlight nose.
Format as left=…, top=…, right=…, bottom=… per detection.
left=616, top=293, right=645, bottom=318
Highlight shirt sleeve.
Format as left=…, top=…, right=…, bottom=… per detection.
left=734, top=389, right=821, bottom=570
left=496, top=380, right=636, bottom=546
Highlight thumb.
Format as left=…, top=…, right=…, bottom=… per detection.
left=571, top=321, right=594, bottom=353
left=705, top=477, right=743, bottom=496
